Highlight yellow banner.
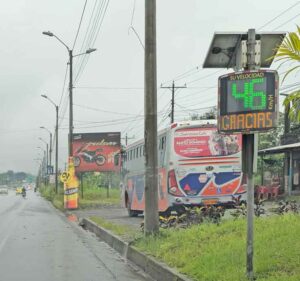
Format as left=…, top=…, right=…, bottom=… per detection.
left=64, top=157, right=79, bottom=209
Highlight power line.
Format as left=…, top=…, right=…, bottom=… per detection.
left=72, top=0, right=88, bottom=50
left=161, top=65, right=201, bottom=85
left=74, top=0, right=110, bottom=84
left=186, top=69, right=223, bottom=85
left=73, top=103, right=144, bottom=116
left=273, top=12, right=300, bottom=30
left=58, top=63, right=69, bottom=109
left=161, top=81, right=187, bottom=123
left=258, top=1, right=300, bottom=30
left=73, top=0, right=104, bottom=83
left=75, top=86, right=144, bottom=90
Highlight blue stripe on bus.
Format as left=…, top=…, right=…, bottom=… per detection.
left=179, top=172, right=241, bottom=195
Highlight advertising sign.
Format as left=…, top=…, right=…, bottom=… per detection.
left=72, top=132, right=121, bottom=173
left=174, top=127, right=242, bottom=157
left=218, top=70, right=279, bottom=133
left=63, top=157, right=79, bottom=210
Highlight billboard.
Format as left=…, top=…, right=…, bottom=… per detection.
left=174, top=127, right=242, bottom=158
left=72, top=132, right=121, bottom=173
left=218, top=70, right=279, bottom=133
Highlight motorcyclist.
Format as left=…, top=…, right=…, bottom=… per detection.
left=22, top=186, right=26, bottom=197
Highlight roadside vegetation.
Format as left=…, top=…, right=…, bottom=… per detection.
left=39, top=184, right=64, bottom=210
left=90, top=216, right=138, bottom=241
left=38, top=172, right=121, bottom=209
left=87, top=199, right=300, bottom=281
left=134, top=214, right=300, bottom=281
left=79, top=187, right=120, bottom=208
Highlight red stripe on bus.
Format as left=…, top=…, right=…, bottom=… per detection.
left=179, top=161, right=240, bottom=166
left=179, top=157, right=239, bottom=162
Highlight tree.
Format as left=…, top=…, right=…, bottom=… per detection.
left=273, top=26, right=300, bottom=121
left=190, top=106, right=217, bottom=120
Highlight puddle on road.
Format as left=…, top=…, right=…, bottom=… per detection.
left=67, top=214, right=78, bottom=222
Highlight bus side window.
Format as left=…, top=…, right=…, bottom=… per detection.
left=161, top=137, right=165, bottom=150
left=160, top=136, right=167, bottom=167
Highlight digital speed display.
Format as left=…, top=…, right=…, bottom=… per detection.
left=218, top=70, right=278, bottom=133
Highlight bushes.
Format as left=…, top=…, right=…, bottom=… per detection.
left=39, top=184, right=64, bottom=210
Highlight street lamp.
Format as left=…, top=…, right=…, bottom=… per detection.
left=41, top=94, right=59, bottom=194
left=42, top=31, right=96, bottom=157
left=40, top=126, right=52, bottom=169
left=39, top=137, right=49, bottom=174
left=36, top=147, right=46, bottom=183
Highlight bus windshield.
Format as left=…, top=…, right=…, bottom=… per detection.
left=174, top=127, right=241, bottom=158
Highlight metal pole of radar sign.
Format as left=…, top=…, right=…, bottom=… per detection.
left=203, top=28, right=282, bottom=280
left=214, top=30, right=279, bottom=280
left=244, top=28, right=256, bottom=280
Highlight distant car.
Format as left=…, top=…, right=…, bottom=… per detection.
left=15, top=187, right=22, bottom=195
left=0, top=187, right=8, bottom=195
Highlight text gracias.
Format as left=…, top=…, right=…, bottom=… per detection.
left=220, top=111, right=275, bottom=131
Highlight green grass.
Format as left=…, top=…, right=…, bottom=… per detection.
left=39, top=185, right=120, bottom=210
left=79, top=187, right=120, bottom=209
left=90, top=216, right=138, bottom=240
left=134, top=214, right=300, bottom=281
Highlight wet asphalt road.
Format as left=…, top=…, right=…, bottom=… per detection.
left=0, top=190, right=148, bottom=281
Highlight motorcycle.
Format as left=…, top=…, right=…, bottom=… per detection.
left=73, top=148, right=106, bottom=167
left=22, top=190, right=26, bottom=198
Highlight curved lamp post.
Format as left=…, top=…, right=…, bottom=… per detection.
left=41, top=94, right=59, bottom=194
left=42, top=31, right=96, bottom=157
left=40, top=126, right=52, bottom=168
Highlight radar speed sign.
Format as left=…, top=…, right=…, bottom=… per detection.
left=218, top=70, right=279, bottom=133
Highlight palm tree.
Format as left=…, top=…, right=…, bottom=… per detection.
left=273, top=26, right=300, bottom=121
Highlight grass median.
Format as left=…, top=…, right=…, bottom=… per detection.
left=89, top=216, right=139, bottom=241
left=134, top=214, right=300, bottom=281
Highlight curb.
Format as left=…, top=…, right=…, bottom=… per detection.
left=81, top=218, right=191, bottom=281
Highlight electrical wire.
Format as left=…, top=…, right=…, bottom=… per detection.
left=58, top=63, right=69, bottom=109
left=258, top=1, right=300, bottom=30
left=273, top=12, right=300, bottom=30
left=72, top=0, right=88, bottom=50
left=74, top=0, right=110, bottom=84
left=73, top=103, right=144, bottom=116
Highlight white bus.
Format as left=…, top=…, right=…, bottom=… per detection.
left=120, top=120, right=246, bottom=216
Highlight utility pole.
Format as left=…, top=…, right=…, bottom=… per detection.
left=161, top=81, right=187, bottom=123
left=46, top=143, right=49, bottom=174
left=49, top=132, right=52, bottom=168
left=122, top=133, right=135, bottom=146
left=69, top=50, right=73, bottom=157
left=55, top=105, right=59, bottom=194
left=243, top=28, right=256, bottom=281
left=144, top=0, right=159, bottom=235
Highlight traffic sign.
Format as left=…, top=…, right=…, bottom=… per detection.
left=218, top=70, right=279, bottom=133
left=60, top=172, right=70, bottom=183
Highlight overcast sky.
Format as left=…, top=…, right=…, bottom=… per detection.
left=0, top=0, right=299, bottom=174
